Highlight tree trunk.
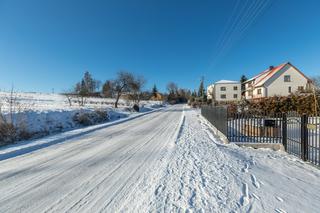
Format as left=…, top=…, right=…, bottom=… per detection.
left=115, top=92, right=121, bottom=108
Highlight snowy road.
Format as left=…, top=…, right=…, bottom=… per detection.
left=1, top=105, right=320, bottom=213
left=0, top=105, right=184, bottom=212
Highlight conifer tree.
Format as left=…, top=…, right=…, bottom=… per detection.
left=152, top=84, right=158, bottom=97
left=198, top=77, right=205, bottom=97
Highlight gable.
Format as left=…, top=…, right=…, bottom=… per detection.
left=264, top=64, right=309, bottom=87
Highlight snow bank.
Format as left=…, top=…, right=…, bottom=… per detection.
left=0, top=91, right=163, bottom=144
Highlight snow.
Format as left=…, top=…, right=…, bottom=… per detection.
left=0, top=105, right=319, bottom=212
left=0, top=91, right=158, bottom=112
left=0, top=91, right=163, bottom=142
left=215, top=80, right=240, bottom=84
left=129, top=108, right=320, bottom=212
left=0, top=107, right=162, bottom=161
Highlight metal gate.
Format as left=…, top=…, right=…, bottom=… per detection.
left=283, top=112, right=319, bottom=165
left=285, top=112, right=303, bottom=158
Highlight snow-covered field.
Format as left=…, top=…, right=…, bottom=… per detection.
left=0, top=91, right=156, bottom=111
left=0, top=105, right=319, bottom=212
left=0, top=91, right=163, bottom=143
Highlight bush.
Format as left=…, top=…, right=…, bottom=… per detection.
left=73, top=112, right=93, bottom=126
left=0, top=123, right=16, bottom=145
left=231, top=94, right=320, bottom=115
left=73, top=109, right=109, bottom=126
left=94, top=109, right=109, bottom=123
left=133, top=104, right=139, bottom=112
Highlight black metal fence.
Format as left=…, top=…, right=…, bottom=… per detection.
left=201, top=106, right=320, bottom=166
left=201, top=106, right=227, bottom=135
left=227, top=112, right=283, bottom=144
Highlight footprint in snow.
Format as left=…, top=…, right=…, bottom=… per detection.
left=275, top=208, right=287, bottom=213
left=247, top=202, right=256, bottom=213
left=249, top=159, right=256, bottom=166
left=155, top=184, right=165, bottom=195
left=242, top=163, right=249, bottom=173
left=240, top=183, right=250, bottom=206
left=250, top=174, right=260, bottom=189
left=251, top=193, right=260, bottom=200
left=276, top=196, right=284, bottom=202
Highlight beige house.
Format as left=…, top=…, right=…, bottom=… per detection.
left=207, top=80, right=241, bottom=102
left=244, top=62, right=312, bottom=99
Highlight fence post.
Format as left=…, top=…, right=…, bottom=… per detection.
left=282, top=113, right=287, bottom=151
left=301, top=114, right=308, bottom=161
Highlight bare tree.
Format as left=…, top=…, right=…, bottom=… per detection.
left=113, top=71, right=134, bottom=108
left=311, top=76, right=320, bottom=115
left=166, top=82, right=178, bottom=104
left=74, top=81, right=87, bottom=106
left=128, top=75, right=146, bottom=104
left=102, top=80, right=114, bottom=98
left=166, top=82, right=178, bottom=95
left=311, top=76, right=320, bottom=91
left=0, top=87, right=32, bottom=144
left=73, top=71, right=100, bottom=106
left=63, top=90, right=76, bottom=107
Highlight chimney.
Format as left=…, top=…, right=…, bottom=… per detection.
left=269, top=65, right=274, bottom=70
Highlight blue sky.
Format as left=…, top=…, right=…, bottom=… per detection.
left=0, top=0, right=320, bottom=93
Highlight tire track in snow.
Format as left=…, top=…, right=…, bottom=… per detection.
left=45, top=111, right=180, bottom=212
left=75, top=115, right=177, bottom=212
left=0, top=106, right=183, bottom=212
left=0, top=111, right=162, bottom=188
left=116, top=106, right=186, bottom=212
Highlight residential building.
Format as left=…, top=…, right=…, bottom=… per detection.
left=207, top=80, right=241, bottom=102
left=244, top=62, right=313, bottom=99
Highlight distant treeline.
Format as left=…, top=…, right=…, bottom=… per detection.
left=65, top=71, right=194, bottom=107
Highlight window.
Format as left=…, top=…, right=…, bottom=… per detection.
left=220, top=94, right=226, bottom=99
left=248, top=90, right=253, bottom=96
left=257, top=89, right=262, bottom=94
left=233, top=86, right=238, bottom=90
left=288, top=86, right=292, bottom=93
left=233, top=94, right=238, bottom=98
left=284, top=75, right=291, bottom=82
left=220, top=87, right=226, bottom=91
left=298, top=86, right=304, bottom=91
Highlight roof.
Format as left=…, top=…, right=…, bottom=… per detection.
left=244, top=62, right=310, bottom=87
left=254, top=63, right=287, bottom=87
left=214, top=80, right=240, bottom=84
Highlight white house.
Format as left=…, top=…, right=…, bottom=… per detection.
left=207, top=80, right=241, bottom=102
left=244, top=62, right=312, bottom=99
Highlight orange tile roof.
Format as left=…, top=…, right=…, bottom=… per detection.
left=253, top=63, right=287, bottom=87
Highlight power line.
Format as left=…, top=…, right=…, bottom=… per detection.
left=207, top=0, right=273, bottom=71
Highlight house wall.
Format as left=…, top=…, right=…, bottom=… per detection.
left=265, top=65, right=308, bottom=97
left=252, top=87, right=266, bottom=98
left=245, top=88, right=265, bottom=99
left=244, top=80, right=254, bottom=99
left=214, top=83, right=241, bottom=101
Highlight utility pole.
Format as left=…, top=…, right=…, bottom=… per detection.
left=313, top=86, right=318, bottom=115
